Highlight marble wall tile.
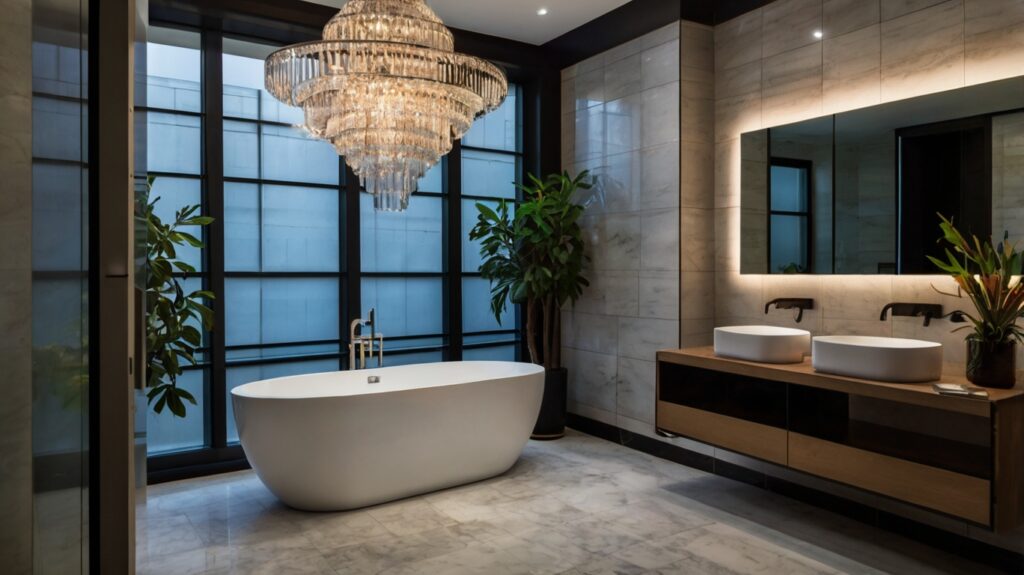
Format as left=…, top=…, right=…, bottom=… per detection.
left=596, top=151, right=642, bottom=213
left=642, top=22, right=682, bottom=50
left=680, top=140, right=715, bottom=209
left=715, top=9, right=764, bottom=72
left=714, top=61, right=763, bottom=142
left=964, top=0, right=1024, bottom=85
left=681, top=317, right=716, bottom=347
left=681, top=271, right=716, bottom=320
left=585, top=212, right=642, bottom=271
left=574, top=104, right=606, bottom=162
left=681, top=93, right=715, bottom=144
left=714, top=207, right=741, bottom=272
left=642, top=82, right=681, bottom=148
left=880, top=0, right=965, bottom=102
left=573, top=68, right=605, bottom=112
left=681, top=22, right=714, bottom=71
left=617, top=357, right=657, bottom=423
left=640, top=142, right=681, bottom=210
left=606, top=93, right=643, bottom=156
left=762, top=0, right=824, bottom=58
left=763, top=43, right=824, bottom=126
left=715, top=274, right=764, bottom=319
left=715, top=139, right=743, bottom=209
left=680, top=208, right=715, bottom=272
left=820, top=274, right=893, bottom=321
left=880, top=0, right=949, bottom=21
left=639, top=271, right=680, bottom=320
left=762, top=274, right=824, bottom=333
left=823, top=24, right=882, bottom=114
left=641, top=209, right=681, bottom=271
left=573, top=270, right=639, bottom=318
left=603, top=35, right=646, bottom=67
left=823, top=0, right=881, bottom=36
left=643, top=39, right=681, bottom=91
left=564, top=347, right=618, bottom=413
left=617, top=317, right=679, bottom=361
left=0, top=0, right=33, bottom=572
left=561, top=311, right=619, bottom=355
left=605, top=53, right=643, bottom=102
left=560, top=112, right=575, bottom=169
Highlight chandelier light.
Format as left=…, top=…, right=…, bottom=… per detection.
left=265, top=0, right=509, bottom=211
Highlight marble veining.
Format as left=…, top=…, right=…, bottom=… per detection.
left=138, top=431, right=999, bottom=575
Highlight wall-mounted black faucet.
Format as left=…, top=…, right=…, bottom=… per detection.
left=879, top=302, right=943, bottom=326
left=765, top=298, right=815, bottom=323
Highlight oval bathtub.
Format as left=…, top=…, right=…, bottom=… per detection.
left=231, top=361, right=545, bottom=511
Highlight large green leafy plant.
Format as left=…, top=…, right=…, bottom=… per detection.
left=929, top=214, right=1024, bottom=345
left=470, top=171, right=591, bottom=370
left=144, top=178, right=215, bottom=417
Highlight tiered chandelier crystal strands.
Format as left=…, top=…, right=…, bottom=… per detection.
left=265, top=0, right=508, bottom=212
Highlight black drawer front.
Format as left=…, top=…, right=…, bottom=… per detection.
left=659, top=363, right=787, bottom=429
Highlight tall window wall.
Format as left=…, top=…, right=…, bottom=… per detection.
left=144, top=26, right=525, bottom=471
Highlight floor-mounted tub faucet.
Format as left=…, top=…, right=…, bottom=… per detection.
left=349, top=308, right=384, bottom=370
left=764, top=298, right=815, bottom=323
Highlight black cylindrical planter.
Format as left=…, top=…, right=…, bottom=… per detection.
left=532, top=368, right=567, bottom=440
left=966, top=339, right=1017, bottom=389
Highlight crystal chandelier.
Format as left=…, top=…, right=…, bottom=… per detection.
left=265, top=0, right=508, bottom=212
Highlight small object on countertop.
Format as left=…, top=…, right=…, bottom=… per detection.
left=933, top=383, right=989, bottom=399
left=367, top=375, right=380, bottom=384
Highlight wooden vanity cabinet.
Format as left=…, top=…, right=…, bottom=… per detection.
left=656, top=347, right=1024, bottom=531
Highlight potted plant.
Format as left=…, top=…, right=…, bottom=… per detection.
left=470, top=171, right=591, bottom=439
left=142, top=177, right=216, bottom=416
left=929, top=215, right=1024, bottom=389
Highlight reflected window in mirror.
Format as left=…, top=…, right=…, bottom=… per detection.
left=769, top=159, right=812, bottom=274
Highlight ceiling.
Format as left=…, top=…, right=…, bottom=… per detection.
left=306, top=0, right=632, bottom=45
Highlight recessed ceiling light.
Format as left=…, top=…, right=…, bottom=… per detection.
left=813, top=30, right=823, bottom=39
left=537, top=7, right=549, bottom=16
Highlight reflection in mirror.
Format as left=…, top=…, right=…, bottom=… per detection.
left=740, top=75, right=1024, bottom=275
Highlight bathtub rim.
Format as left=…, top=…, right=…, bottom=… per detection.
left=230, top=360, right=545, bottom=400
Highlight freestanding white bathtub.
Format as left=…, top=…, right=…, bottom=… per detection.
left=231, top=361, right=545, bottom=511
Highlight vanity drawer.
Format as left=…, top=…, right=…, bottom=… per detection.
left=789, top=433, right=991, bottom=525
left=657, top=401, right=788, bottom=465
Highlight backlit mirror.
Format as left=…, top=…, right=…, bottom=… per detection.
left=740, top=76, right=1024, bottom=275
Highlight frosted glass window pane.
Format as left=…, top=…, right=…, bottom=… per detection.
left=225, top=278, right=340, bottom=347
left=462, top=87, right=519, bottom=152
left=261, top=125, right=339, bottom=185
left=462, top=199, right=514, bottom=273
left=223, top=85, right=259, bottom=120
left=383, top=351, right=443, bottom=367
left=33, top=97, right=83, bottom=161
left=224, top=120, right=259, bottom=178
left=148, top=113, right=201, bottom=174
left=361, top=278, right=442, bottom=337
left=464, top=345, right=516, bottom=361
left=461, top=149, right=517, bottom=199
left=770, top=165, right=809, bottom=212
left=262, top=185, right=340, bottom=272
left=147, top=369, right=207, bottom=454
left=224, top=182, right=260, bottom=272
left=770, top=215, right=808, bottom=273
left=32, top=163, right=85, bottom=271
left=463, top=277, right=513, bottom=333
left=150, top=177, right=204, bottom=272
left=418, top=162, right=443, bottom=193
left=147, top=41, right=201, bottom=113
left=361, top=193, right=442, bottom=273
left=226, top=359, right=338, bottom=443
left=224, top=279, right=261, bottom=347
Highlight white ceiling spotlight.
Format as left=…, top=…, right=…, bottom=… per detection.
left=537, top=7, right=549, bottom=16
left=813, top=30, right=823, bottom=39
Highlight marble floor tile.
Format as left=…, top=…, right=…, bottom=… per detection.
left=139, top=430, right=1000, bottom=575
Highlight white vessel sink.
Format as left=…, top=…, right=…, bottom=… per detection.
left=812, top=336, right=943, bottom=383
left=714, top=326, right=811, bottom=364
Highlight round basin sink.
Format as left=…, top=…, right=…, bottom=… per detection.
left=812, top=335, right=943, bottom=383
left=714, top=326, right=811, bottom=364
